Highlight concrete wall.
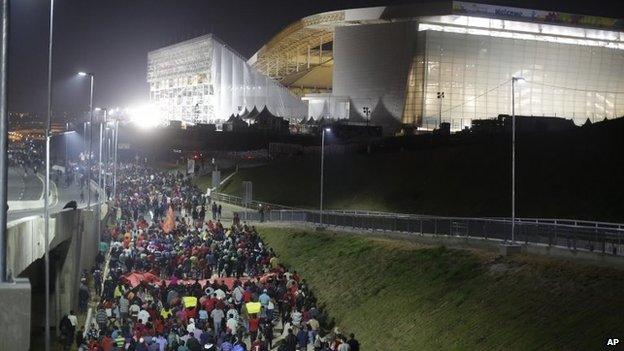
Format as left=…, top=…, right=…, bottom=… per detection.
left=333, top=21, right=418, bottom=133
left=2, top=207, right=103, bottom=349
left=0, top=279, right=31, bottom=351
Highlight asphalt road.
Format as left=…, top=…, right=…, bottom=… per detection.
left=8, top=167, right=43, bottom=201
left=7, top=178, right=99, bottom=222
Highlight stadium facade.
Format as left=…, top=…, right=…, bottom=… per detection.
left=147, top=35, right=306, bottom=125
left=249, top=1, right=624, bottom=132
left=147, top=1, right=624, bottom=132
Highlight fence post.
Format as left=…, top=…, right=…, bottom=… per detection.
left=483, top=221, right=487, bottom=240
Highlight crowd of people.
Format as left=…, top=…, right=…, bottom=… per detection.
left=62, top=163, right=360, bottom=351
left=8, top=141, right=44, bottom=175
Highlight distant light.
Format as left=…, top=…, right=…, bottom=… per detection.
left=324, top=127, right=331, bottom=132
left=94, top=107, right=102, bottom=111
left=77, top=72, right=88, bottom=76
left=128, top=104, right=163, bottom=129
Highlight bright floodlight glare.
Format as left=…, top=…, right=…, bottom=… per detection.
left=128, top=104, right=163, bottom=129
left=77, top=72, right=88, bottom=76
left=94, top=107, right=102, bottom=111
left=324, top=127, right=331, bottom=132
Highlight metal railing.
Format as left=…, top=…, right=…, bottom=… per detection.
left=211, top=192, right=299, bottom=211
left=233, top=209, right=624, bottom=256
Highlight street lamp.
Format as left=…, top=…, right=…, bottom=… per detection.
left=437, top=91, right=445, bottom=128
left=511, top=76, right=525, bottom=242
left=94, top=107, right=107, bottom=244
left=319, top=127, right=331, bottom=228
left=77, top=71, right=94, bottom=210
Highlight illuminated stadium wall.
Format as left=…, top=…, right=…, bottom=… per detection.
left=333, top=22, right=418, bottom=130
left=147, top=35, right=306, bottom=124
left=414, top=24, right=624, bottom=130
left=333, top=19, right=624, bottom=132
left=255, top=1, right=624, bottom=132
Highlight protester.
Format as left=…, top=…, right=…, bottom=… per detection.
left=71, top=162, right=356, bottom=351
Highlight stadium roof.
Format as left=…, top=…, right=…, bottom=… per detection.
left=248, top=1, right=624, bottom=94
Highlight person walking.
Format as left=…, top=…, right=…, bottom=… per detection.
left=211, top=202, right=217, bottom=220
left=283, top=329, right=298, bottom=351
left=347, top=333, right=360, bottom=351
left=210, top=306, right=224, bottom=335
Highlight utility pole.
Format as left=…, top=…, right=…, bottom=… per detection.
left=511, top=76, right=524, bottom=243
left=0, top=0, right=9, bottom=284
left=44, top=1, right=55, bottom=351
left=437, top=91, right=445, bottom=128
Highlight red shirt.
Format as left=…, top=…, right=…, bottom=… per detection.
left=101, top=336, right=113, bottom=351
left=249, top=317, right=259, bottom=332
left=243, top=290, right=252, bottom=303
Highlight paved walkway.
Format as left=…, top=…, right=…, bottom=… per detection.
left=8, top=180, right=98, bottom=222
left=8, top=167, right=43, bottom=201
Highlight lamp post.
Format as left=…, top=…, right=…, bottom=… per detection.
left=44, top=2, right=55, bottom=351
left=437, top=91, right=445, bottom=128
left=511, top=76, right=524, bottom=242
left=94, top=107, right=106, bottom=244
left=64, top=122, right=69, bottom=166
left=113, top=119, right=118, bottom=200
left=78, top=72, right=94, bottom=210
left=319, top=127, right=331, bottom=228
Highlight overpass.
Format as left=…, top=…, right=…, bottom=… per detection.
left=0, top=181, right=106, bottom=350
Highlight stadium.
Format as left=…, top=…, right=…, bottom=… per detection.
left=148, top=1, right=624, bottom=132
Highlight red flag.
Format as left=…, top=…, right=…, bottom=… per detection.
left=162, top=206, right=175, bottom=233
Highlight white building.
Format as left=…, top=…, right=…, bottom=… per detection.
left=147, top=35, right=306, bottom=125
left=249, top=1, right=624, bottom=132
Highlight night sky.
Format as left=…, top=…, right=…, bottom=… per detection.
left=8, top=0, right=624, bottom=116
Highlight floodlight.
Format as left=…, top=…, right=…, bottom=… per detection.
left=128, top=104, right=163, bottom=129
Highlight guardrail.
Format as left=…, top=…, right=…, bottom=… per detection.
left=233, top=209, right=624, bottom=256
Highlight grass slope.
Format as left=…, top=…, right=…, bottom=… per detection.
left=222, top=119, right=624, bottom=222
left=260, top=226, right=624, bottom=350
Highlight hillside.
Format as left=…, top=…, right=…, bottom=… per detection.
left=221, top=118, right=624, bottom=222
left=260, top=226, right=624, bottom=350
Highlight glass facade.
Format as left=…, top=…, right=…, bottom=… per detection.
left=148, top=35, right=306, bottom=125
left=415, top=29, right=624, bottom=130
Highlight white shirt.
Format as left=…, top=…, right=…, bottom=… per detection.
left=138, top=309, right=150, bottom=324
left=129, top=304, right=140, bottom=316
left=68, top=315, right=77, bottom=327
left=226, top=318, right=238, bottom=333
left=214, top=289, right=226, bottom=300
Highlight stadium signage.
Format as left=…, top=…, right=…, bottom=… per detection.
left=453, top=1, right=624, bottom=30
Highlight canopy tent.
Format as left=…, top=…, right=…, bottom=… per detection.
left=255, top=107, right=279, bottom=123
left=238, top=108, right=250, bottom=119
left=244, top=106, right=260, bottom=121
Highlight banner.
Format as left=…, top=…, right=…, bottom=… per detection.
left=246, top=302, right=262, bottom=314
left=183, top=296, right=198, bottom=308
left=453, top=1, right=624, bottom=30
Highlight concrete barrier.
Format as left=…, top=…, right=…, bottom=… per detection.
left=7, top=176, right=58, bottom=211
left=1, top=199, right=108, bottom=350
